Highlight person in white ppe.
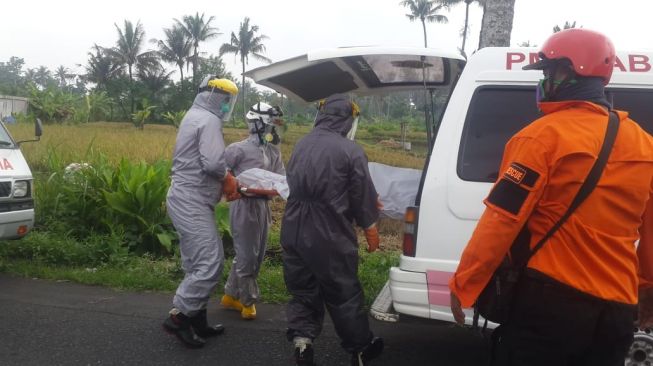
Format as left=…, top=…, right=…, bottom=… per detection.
left=220, top=102, right=286, bottom=320
left=163, top=76, right=241, bottom=348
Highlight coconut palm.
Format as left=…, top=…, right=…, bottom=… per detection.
left=24, top=68, right=37, bottom=85
left=55, top=65, right=75, bottom=89
left=553, top=21, right=578, bottom=33
left=438, top=0, right=484, bottom=55
left=151, top=25, right=192, bottom=86
left=138, top=65, right=173, bottom=100
left=174, top=13, right=221, bottom=85
left=400, top=0, right=449, bottom=48
left=35, top=66, right=53, bottom=89
left=84, top=45, right=124, bottom=91
left=478, top=0, right=515, bottom=48
left=219, top=17, right=271, bottom=122
left=105, top=20, right=158, bottom=113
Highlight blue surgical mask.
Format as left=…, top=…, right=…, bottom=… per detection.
left=221, top=103, right=231, bottom=114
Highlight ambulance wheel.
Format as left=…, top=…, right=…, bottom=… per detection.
left=626, top=328, right=653, bottom=366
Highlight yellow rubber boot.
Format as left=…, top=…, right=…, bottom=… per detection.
left=241, top=304, right=256, bottom=320
left=220, top=294, right=244, bottom=312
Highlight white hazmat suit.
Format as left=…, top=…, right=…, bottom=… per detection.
left=223, top=104, right=285, bottom=309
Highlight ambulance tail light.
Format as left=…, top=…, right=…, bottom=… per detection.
left=403, top=206, right=419, bottom=257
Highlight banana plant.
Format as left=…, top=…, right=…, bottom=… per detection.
left=131, top=99, right=156, bottom=130
left=162, top=110, right=186, bottom=129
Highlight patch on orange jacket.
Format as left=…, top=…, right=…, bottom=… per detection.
left=504, top=164, right=526, bottom=184
left=488, top=162, right=541, bottom=216
left=505, top=163, right=539, bottom=187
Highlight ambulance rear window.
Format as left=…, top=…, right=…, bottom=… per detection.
left=458, top=86, right=653, bottom=183
left=609, top=88, right=653, bottom=135
left=458, top=86, right=540, bottom=182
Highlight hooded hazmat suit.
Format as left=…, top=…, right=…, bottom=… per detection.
left=166, top=76, right=231, bottom=316
left=224, top=132, right=285, bottom=307
left=280, top=94, right=380, bottom=352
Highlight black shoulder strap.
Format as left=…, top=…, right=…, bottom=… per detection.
left=527, top=111, right=620, bottom=261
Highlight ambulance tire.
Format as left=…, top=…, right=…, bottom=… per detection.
left=626, top=328, right=653, bottom=366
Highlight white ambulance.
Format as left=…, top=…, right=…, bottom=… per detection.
left=0, top=119, right=42, bottom=240
left=245, top=46, right=653, bottom=363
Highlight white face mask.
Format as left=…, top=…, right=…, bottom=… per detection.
left=346, top=117, right=359, bottom=141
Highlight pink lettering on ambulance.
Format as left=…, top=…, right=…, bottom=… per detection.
left=2, top=159, right=13, bottom=170
left=529, top=52, right=539, bottom=64
left=614, top=56, right=627, bottom=72
left=506, top=52, right=525, bottom=70
left=629, top=55, right=651, bottom=72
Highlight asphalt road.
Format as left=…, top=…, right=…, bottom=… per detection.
left=0, top=274, right=489, bottom=366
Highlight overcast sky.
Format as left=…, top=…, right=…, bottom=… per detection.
left=2, top=0, right=652, bottom=87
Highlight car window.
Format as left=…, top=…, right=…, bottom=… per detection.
left=609, top=88, right=653, bottom=135
left=0, top=123, right=15, bottom=148
left=457, top=86, right=653, bottom=183
left=457, top=87, right=540, bottom=182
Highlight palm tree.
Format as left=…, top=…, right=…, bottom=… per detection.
left=35, top=66, right=52, bottom=89
left=174, top=13, right=221, bottom=85
left=219, top=17, right=272, bottom=123
left=84, top=45, right=124, bottom=91
left=105, top=20, right=158, bottom=113
left=138, top=65, right=173, bottom=100
left=24, top=68, right=37, bottom=85
left=553, top=21, right=578, bottom=33
left=438, top=0, right=484, bottom=55
left=55, top=65, right=74, bottom=89
left=400, top=0, right=449, bottom=48
left=478, top=0, right=515, bottom=48
left=151, top=25, right=192, bottom=86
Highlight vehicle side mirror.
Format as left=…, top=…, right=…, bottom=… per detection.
left=16, top=118, right=42, bottom=146
left=35, top=118, right=42, bottom=138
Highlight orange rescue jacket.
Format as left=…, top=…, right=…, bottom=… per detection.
left=450, top=100, right=653, bottom=308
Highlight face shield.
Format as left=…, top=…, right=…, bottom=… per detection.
left=346, top=116, right=359, bottom=140
left=346, top=102, right=361, bottom=141
left=200, top=77, right=239, bottom=122
left=219, top=93, right=238, bottom=122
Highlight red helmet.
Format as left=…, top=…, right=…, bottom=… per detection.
left=523, top=28, right=615, bottom=84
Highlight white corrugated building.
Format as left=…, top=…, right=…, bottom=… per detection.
left=0, top=95, right=29, bottom=120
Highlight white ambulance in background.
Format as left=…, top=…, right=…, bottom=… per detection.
left=245, top=46, right=653, bottom=363
left=0, top=119, right=42, bottom=240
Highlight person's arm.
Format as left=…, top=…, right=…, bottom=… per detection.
left=348, top=150, right=381, bottom=252
left=348, top=149, right=379, bottom=230
left=198, top=118, right=227, bottom=180
left=224, top=143, right=242, bottom=172
left=449, top=136, right=549, bottom=316
left=638, top=194, right=653, bottom=327
left=270, top=145, right=286, bottom=176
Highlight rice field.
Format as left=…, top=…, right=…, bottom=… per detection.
left=8, top=122, right=427, bottom=171
left=8, top=121, right=427, bottom=251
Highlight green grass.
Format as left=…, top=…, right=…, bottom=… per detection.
left=0, top=230, right=399, bottom=305
left=0, top=257, right=182, bottom=292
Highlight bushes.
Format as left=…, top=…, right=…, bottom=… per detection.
left=36, top=155, right=176, bottom=256
left=0, top=230, right=125, bottom=266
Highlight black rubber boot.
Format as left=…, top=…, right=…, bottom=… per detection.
left=350, top=337, right=384, bottom=366
left=162, top=312, right=206, bottom=349
left=294, top=343, right=315, bottom=366
left=190, top=309, right=225, bottom=338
